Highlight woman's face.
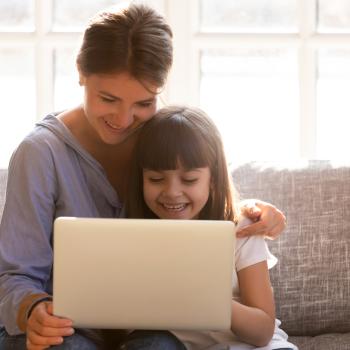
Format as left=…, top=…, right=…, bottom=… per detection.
left=80, top=71, right=159, bottom=145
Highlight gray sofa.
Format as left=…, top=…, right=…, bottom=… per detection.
left=232, top=161, right=350, bottom=349
left=1, top=161, right=350, bottom=349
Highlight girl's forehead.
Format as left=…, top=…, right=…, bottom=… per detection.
left=143, top=165, right=210, bottom=173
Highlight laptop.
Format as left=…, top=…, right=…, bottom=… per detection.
left=53, top=217, right=235, bottom=330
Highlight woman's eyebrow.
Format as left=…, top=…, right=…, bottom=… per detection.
left=99, top=90, right=156, bottom=103
left=99, top=91, right=120, bottom=99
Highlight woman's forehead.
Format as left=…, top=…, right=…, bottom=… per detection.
left=88, top=72, right=159, bottom=99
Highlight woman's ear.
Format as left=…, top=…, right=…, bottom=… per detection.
left=77, top=64, right=86, bottom=86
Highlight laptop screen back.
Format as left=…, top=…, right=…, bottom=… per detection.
left=53, top=217, right=235, bottom=330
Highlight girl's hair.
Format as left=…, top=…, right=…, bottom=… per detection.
left=127, top=106, right=239, bottom=222
left=76, top=3, right=173, bottom=88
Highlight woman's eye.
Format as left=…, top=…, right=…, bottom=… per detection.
left=101, top=96, right=115, bottom=103
left=138, top=102, right=153, bottom=108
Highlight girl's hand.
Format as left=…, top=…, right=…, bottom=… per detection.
left=237, top=200, right=286, bottom=239
left=26, top=301, right=74, bottom=350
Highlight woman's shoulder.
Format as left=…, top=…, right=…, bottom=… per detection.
left=8, top=114, right=69, bottom=173
left=17, top=113, right=73, bottom=154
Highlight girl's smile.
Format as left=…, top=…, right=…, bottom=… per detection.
left=161, top=202, right=189, bottom=211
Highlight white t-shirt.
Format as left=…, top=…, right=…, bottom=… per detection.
left=172, top=218, right=298, bottom=350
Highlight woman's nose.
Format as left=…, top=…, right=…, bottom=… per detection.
left=112, top=107, right=134, bottom=128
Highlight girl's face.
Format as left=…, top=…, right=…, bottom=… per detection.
left=143, top=165, right=211, bottom=220
left=80, top=71, right=159, bottom=145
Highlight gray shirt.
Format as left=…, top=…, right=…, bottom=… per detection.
left=0, top=114, right=123, bottom=335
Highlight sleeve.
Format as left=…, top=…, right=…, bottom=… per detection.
left=235, top=216, right=278, bottom=272
left=0, top=137, right=57, bottom=335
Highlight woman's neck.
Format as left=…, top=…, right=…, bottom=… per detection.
left=58, top=106, right=138, bottom=199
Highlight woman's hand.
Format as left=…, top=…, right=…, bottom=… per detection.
left=237, top=200, right=286, bottom=239
left=26, top=301, right=74, bottom=350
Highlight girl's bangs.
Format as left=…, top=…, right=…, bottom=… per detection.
left=137, top=116, right=211, bottom=170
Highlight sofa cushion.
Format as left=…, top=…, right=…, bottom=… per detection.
left=289, top=333, right=350, bottom=350
left=232, top=161, right=350, bottom=336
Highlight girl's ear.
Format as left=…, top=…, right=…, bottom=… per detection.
left=210, top=176, right=215, bottom=193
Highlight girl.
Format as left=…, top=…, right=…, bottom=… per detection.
left=126, top=106, right=297, bottom=350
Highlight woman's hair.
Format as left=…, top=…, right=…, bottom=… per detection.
left=76, top=3, right=173, bottom=88
left=127, top=106, right=239, bottom=222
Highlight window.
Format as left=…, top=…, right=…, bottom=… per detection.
left=167, top=0, right=350, bottom=164
left=1, top=0, right=350, bottom=167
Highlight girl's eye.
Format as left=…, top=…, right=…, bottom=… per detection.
left=182, top=178, right=198, bottom=184
left=148, top=177, right=164, bottom=183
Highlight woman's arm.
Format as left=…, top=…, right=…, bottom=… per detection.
left=237, top=200, right=286, bottom=239
left=0, top=137, right=76, bottom=348
left=231, top=261, right=275, bottom=347
left=0, top=138, right=57, bottom=334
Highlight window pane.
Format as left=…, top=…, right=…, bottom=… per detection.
left=317, top=0, right=350, bottom=33
left=200, top=49, right=299, bottom=163
left=0, top=49, right=35, bottom=168
left=52, top=0, right=125, bottom=32
left=200, top=0, right=298, bottom=33
left=54, top=48, right=83, bottom=111
left=317, top=50, right=350, bottom=158
left=0, top=0, right=34, bottom=32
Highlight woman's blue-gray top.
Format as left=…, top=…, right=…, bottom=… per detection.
left=0, top=114, right=123, bottom=335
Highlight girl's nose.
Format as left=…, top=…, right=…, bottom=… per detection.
left=163, top=181, right=182, bottom=197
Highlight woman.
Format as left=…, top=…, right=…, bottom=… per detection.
left=0, top=3, right=285, bottom=350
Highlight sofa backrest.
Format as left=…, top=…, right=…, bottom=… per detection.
left=0, top=169, right=7, bottom=220
left=232, top=160, right=350, bottom=336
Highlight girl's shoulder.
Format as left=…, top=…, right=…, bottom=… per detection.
left=235, top=215, right=278, bottom=271
left=236, top=214, right=254, bottom=231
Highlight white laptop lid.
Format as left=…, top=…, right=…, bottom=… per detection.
left=53, top=217, right=235, bottom=330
